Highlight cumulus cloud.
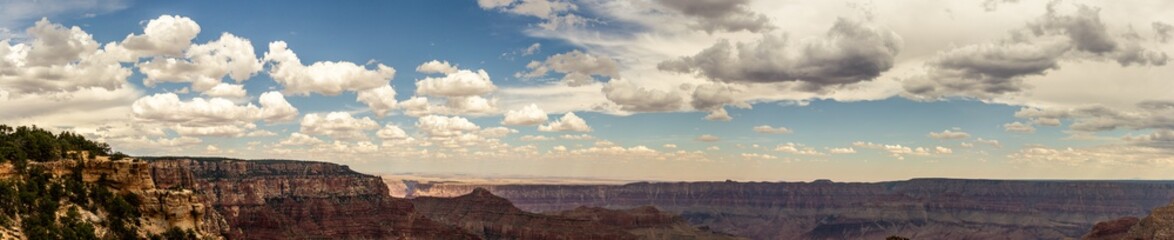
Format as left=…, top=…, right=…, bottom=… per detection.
left=520, top=135, right=552, bottom=141
left=279, top=132, right=324, bottom=146
left=775, top=143, right=823, bottom=156
left=120, top=15, right=200, bottom=57
left=264, top=41, right=396, bottom=96
left=416, top=69, right=496, bottom=97
left=0, top=18, right=131, bottom=95
left=1010, top=144, right=1174, bottom=167
left=417, top=115, right=481, bottom=138
left=928, top=129, right=971, bottom=140
left=1154, top=22, right=1173, bottom=43
left=356, top=84, right=398, bottom=117
left=539, top=112, right=592, bottom=132
left=518, top=50, right=619, bottom=86
left=904, top=3, right=1168, bottom=99
left=1003, top=121, right=1036, bottom=133
left=201, top=83, right=247, bottom=99
left=138, top=32, right=263, bottom=92
left=416, top=60, right=458, bottom=74
left=741, top=153, right=778, bottom=160
left=131, top=91, right=298, bottom=136
left=828, top=147, right=857, bottom=154
left=602, top=79, right=683, bottom=112
left=695, top=134, right=720, bottom=142
left=853, top=141, right=935, bottom=160
left=406, top=63, right=501, bottom=116
left=753, top=125, right=792, bottom=134
left=299, top=112, right=379, bottom=141
left=659, top=18, right=902, bottom=90
left=652, top=0, right=772, bottom=33
left=560, top=134, right=593, bottom=140
left=1014, top=104, right=1174, bottom=133
left=502, top=103, right=549, bottom=126
left=376, top=124, right=409, bottom=140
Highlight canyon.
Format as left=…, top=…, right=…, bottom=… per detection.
left=392, top=178, right=1174, bottom=239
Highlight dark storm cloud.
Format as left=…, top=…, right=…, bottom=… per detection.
left=904, top=3, right=1167, bottom=99
left=1152, top=22, right=1173, bottom=43
left=653, top=0, right=772, bottom=33
left=658, top=18, right=902, bottom=90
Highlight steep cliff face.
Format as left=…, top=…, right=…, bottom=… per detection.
left=0, top=158, right=227, bottom=239
left=148, top=158, right=474, bottom=239
left=1123, top=201, right=1174, bottom=239
left=397, top=179, right=1174, bottom=240
left=411, top=187, right=741, bottom=240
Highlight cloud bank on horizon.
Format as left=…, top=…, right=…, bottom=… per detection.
left=0, top=0, right=1172, bottom=181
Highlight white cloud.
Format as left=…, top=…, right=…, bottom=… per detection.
left=416, top=68, right=496, bottom=97
left=416, top=115, right=481, bottom=138
left=518, top=50, right=619, bottom=86
left=1003, top=121, right=1036, bottom=133
left=299, top=112, right=379, bottom=141
left=774, top=143, right=824, bottom=156
left=602, top=79, right=683, bottom=112
left=539, top=112, right=592, bottom=132
left=356, top=84, right=398, bottom=117
left=279, top=132, right=324, bottom=146
left=502, top=103, right=549, bottom=126
left=560, top=134, right=593, bottom=140
left=741, top=153, right=778, bottom=160
left=928, top=129, right=971, bottom=140
left=828, top=147, right=856, bottom=154
left=131, top=91, right=298, bottom=137
left=137, top=32, right=263, bottom=92
left=264, top=41, right=395, bottom=96
left=120, top=15, right=200, bottom=57
left=0, top=18, right=131, bottom=96
left=201, top=83, right=247, bottom=99
left=695, top=134, right=720, bottom=142
left=416, top=60, right=458, bottom=74
left=663, top=144, right=678, bottom=149
left=520, top=135, right=552, bottom=141
left=376, top=124, right=409, bottom=140
left=753, top=125, right=792, bottom=134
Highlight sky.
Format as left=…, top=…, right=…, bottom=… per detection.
left=1, top=0, right=1173, bottom=182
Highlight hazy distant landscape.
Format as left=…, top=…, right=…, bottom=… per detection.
left=3, top=0, right=1174, bottom=239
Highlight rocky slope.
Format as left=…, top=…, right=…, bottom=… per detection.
left=148, top=157, right=475, bottom=239
left=396, top=178, right=1174, bottom=239
left=411, top=187, right=741, bottom=240
left=1084, top=200, right=1174, bottom=240
left=1, top=156, right=227, bottom=239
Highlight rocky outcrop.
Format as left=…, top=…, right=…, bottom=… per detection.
left=411, top=187, right=741, bottom=240
left=6, top=158, right=228, bottom=239
left=148, top=157, right=474, bottom=239
left=1082, top=217, right=1140, bottom=240
left=1123, top=201, right=1174, bottom=239
left=398, top=179, right=1174, bottom=240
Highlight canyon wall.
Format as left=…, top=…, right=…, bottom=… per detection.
left=396, top=178, right=1174, bottom=240
left=148, top=158, right=475, bottom=239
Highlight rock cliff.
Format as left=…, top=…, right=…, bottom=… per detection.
left=410, top=187, right=741, bottom=240
left=147, top=157, right=475, bottom=239
left=1, top=157, right=227, bottom=239
left=1084, top=200, right=1174, bottom=240
left=396, top=178, right=1174, bottom=239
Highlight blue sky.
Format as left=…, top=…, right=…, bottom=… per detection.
left=1, top=0, right=1172, bottom=181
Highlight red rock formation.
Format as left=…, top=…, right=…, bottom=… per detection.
left=1083, top=217, right=1140, bottom=240
left=411, top=187, right=740, bottom=240
left=1121, top=200, right=1174, bottom=239
left=149, top=158, right=475, bottom=239
left=399, top=179, right=1174, bottom=239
